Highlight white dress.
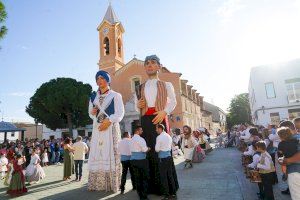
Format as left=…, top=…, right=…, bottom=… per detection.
left=42, top=153, right=49, bottom=163
left=25, top=154, right=46, bottom=182
left=87, top=90, right=124, bottom=192
left=0, top=156, right=8, bottom=172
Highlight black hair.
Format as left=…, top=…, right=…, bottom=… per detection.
left=249, top=127, right=259, bottom=135
left=134, top=126, right=142, bottom=133
left=279, top=120, right=295, bottom=130
left=122, top=132, right=130, bottom=138
left=293, top=117, right=300, bottom=123
left=157, top=124, right=165, bottom=131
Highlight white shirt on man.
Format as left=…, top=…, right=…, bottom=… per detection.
left=118, top=138, right=132, bottom=156
left=155, top=131, right=172, bottom=152
left=268, top=133, right=281, bottom=148
left=130, top=135, right=148, bottom=153
left=144, top=79, right=177, bottom=114
left=73, top=141, right=88, bottom=160
left=240, top=128, right=251, bottom=143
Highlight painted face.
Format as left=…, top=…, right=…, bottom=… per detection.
left=144, top=59, right=160, bottom=76
left=96, top=76, right=108, bottom=88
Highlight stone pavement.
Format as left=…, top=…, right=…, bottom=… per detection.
left=0, top=147, right=292, bottom=200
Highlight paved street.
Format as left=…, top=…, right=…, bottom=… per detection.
left=0, top=147, right=292, bottom=200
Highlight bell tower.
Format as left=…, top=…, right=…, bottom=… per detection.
left=97, top=3, right=125, bottom=74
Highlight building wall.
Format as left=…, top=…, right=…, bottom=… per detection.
left=0, top=132, right=20, bottom=142
left=14, top=123, right=43, bottom=140
left=42, top=125, right=92, bottom=140
left=249, top=59, right=300, bottom=126
left=111, top=59, right=201, bottom=132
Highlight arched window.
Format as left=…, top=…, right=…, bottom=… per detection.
left=117, top=38, right=122, bottom=57
left=103, top=37, right=110, bottom=55
left=131, top=77, right=141, bottom=92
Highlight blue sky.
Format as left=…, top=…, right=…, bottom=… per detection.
left=1, top=0, right=300, bottom=122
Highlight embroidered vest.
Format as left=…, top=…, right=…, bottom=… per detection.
left=259, top=153, right=275, bottom=174
left=140, top=80, right=168, bottom=116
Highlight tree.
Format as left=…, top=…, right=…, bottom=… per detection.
left=226, top=93, right=251, bottom=128
left=0, top=1, right=7, bottom=41
left=26, top=78, right=92, bottom=138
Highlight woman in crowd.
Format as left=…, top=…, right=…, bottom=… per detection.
left=63, top=137, right=74, bottom=181
left=7, top=154, right=27, bottom=196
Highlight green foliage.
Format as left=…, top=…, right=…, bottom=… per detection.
left=226, top=93, right=252, bottom=128
left=26, top=78, right=92, bottom=137
left=0, top=1, right=7, bottom=41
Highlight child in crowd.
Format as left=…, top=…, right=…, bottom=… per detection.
left=247, top=142, right=264, bottom=199
left=256, top=141, right=275, bottom=200
left=41, top=149, right=49, bottom=167
left=0, top=153, right=8, bottom=179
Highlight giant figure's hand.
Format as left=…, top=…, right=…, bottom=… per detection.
left=137, top=98, right=146, bottom=109
left=152, top=110, right=167, bottom=124
left=91, top=107, right=98, bottom=116
left=98, top=118, right=111, bottom=131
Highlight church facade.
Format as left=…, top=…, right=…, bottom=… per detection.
left=97, top=5, right=212, bottom=133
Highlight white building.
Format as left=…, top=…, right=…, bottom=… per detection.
left=248, top=59, right=300, bottom=126
left=42, top=125, right=93, bottom=140
left=0, top=121, right=25, bottom=142
left=203, top=101, right=227, bottom=132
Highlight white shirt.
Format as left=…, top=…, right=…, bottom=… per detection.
left=130, top=134, right=148, bottom=153
left=73, top=141, right=88, bottom=160
left=243, top=145, right=255, bottom=156
left=264, top=139, right=270, bottom=147
left=144, top=79, right=177, bottom=114
left=257, top=152, right=273, bottom=170
left=248, top=153, right=261, bottom=169
left=155, top=132, right=172, bottom=152
left=240, top=128, right=251, bottom=142
left=118, top=138, right=132, bottom=156
left=268, top=133, right=281, bottom=148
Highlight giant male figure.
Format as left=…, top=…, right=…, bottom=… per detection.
left=136, top=55, right=179, bottom=195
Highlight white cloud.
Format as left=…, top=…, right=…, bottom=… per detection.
left=8, top=92, right=32, bottom=97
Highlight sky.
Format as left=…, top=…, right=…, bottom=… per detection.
left=1, top=0, right=300, bottom=123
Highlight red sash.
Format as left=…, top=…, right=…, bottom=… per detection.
left=144, top=107, right=170, bottom=134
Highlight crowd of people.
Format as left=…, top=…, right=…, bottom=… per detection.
left=117, top=124, right=213, bottom=200
left=0, top=136, right=91, bottom=196
left=236, top=118, right=300, bottom=200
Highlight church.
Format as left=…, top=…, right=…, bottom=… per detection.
left=97, top=4, right=213, bottom=133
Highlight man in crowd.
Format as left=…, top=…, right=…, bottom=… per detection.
left=73, top=136, right=89, bottom=181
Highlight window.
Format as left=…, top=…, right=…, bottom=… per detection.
left=265, top=82, right=276, bottom=99
left=103, top=37, right=110, bottom=55
left=131, top=77, right=141, bottom=93
left=286, top=81, right=300, bottom=103
left=288, top=109, right=300, bottom=120
left=270, top=112, right=280, bottom=126
left=11, top=132, right=15, bottom=137
left=117, top=38, right=122, bottom=57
